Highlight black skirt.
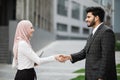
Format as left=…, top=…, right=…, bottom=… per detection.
left=14, top=68, right=37, bottom=80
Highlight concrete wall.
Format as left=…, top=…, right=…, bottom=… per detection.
left=9, top=21, right=17, bottom=63
left=114, top=0, right=120, bottom=40
left=0, top=27, right=9, bottom=63
left=31, top=27, right=55, bottom=52
left=9, top=20, right=55, bottom=63
left=114, top=0, right=120, bottom=33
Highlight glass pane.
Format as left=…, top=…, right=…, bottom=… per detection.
left=71, top=26, right=79, bottom=33
left=57, top=23, right=67, bottom=32
left=57, top=0, right=68, bottom=16
left=72, top=1, right=80, bottom=19
left=83, top=28, right=89, bottom=34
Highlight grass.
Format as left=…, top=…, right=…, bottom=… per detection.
left=71, top=64, right=120, bottom=80
left=71, top=75, right=85, bottom=80
left=70, top=68, right=85, bottom=80
left=73, top=68, right=85, bottom=73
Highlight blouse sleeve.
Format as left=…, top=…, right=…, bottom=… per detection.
left=19, top=41, right=56, bottom=65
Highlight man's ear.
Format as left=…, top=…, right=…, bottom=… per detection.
left=95, top=16, right=99, bottom=21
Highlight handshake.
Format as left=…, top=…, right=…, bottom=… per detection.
left=55, top=55, right=72, bottom=63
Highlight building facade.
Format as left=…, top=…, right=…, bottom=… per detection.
left=15, top=0, right=115, bottom=40
left=16, top=0, right=54, bottom=32
left=0, top=0, right=16, bottom=63
left=53, top=0, right=103, bottom=39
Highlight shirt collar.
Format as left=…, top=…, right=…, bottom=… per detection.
left=92, top=22, right=103, bottom=35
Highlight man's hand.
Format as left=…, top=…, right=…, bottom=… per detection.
left=98, top=78, right=103, bottom=80
left=55, top=54, right=71, bottom=63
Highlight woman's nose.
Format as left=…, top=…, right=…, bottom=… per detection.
left=33, top=28, right=35, bottom=32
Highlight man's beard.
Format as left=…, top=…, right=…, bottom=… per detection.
left=87, top=18, right=95, bottom=27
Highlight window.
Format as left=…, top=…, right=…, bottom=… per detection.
left=57, top=0, right=68, bottom=16
left=57, top=23, right=67, bottom=32
left=93, top=0, right=112, bottom=6
left=72, top=1, right=80, bottom=19
left=83, top=28, right=89, bottom=34
left=101, top=0, right=112, bottom=6
left=71, top=26, right=79, bottom=33
left=93, top=0, right=101, bottom=3
left=83, top=6, right=87, bottom=21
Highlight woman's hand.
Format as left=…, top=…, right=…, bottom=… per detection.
left=55, top=54, right=71, bottom=63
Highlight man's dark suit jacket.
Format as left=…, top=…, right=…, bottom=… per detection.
left=71, top=24, right=117, bottom=80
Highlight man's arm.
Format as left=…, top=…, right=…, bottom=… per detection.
left=57, top=48, right=86, bottom=63
left=70, top=49, right=86, bottom=63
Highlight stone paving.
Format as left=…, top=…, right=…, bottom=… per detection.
left=0, top=40, right=120, bottom=80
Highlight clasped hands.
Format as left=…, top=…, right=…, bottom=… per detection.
left=55, top=55, right=71, bottom=63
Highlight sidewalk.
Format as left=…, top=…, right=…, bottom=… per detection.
left=0, top=40, right=120, bottom=80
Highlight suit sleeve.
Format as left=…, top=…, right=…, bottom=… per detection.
left=70, top=48, right=86, bottom=63
left=70, top=36, right=91, bottom=63
left=98, top=29, right=115, bottom=78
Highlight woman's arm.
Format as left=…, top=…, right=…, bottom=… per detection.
left=19, top=41, right=57, bottom=65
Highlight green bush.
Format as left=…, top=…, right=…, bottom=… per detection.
left=115, top=40, right=120, bottom=51
left=116, top=64, right=120, bottom=73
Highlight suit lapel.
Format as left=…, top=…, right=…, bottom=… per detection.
left=86, top=24, right=104, bottom=53
left=92, top=23, right=104, bottom=41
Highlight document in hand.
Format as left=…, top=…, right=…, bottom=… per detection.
left=39, top=51, right=44, bottom=57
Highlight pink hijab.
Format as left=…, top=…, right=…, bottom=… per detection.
left=13, top=20, right=33, bottom=61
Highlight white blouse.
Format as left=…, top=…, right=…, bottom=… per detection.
left=12, top=40, right=56, bottom=70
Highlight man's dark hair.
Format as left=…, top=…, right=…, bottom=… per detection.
left=86, top=7, right=105, bottom=22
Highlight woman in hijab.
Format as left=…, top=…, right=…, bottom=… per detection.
left=12, top=20, right=59, bottom=80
